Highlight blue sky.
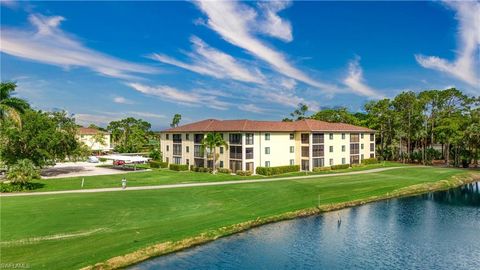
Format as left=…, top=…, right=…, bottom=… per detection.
left=1, top=0, right=479, bottom=130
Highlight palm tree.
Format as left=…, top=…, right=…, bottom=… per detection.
left=201, top=132, right=228, bottom=173
left=0, top=81, right=30, bottom=126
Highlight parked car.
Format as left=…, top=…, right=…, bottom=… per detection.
left=88, top=156, right=99, bottom=163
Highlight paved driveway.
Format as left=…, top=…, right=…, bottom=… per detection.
left=41, top=161, right=147, bottom=179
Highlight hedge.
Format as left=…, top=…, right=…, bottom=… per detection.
left=169, top=164, right=189, bottom=171
left=331, top=164, right=350, bottom=170
left=236, top=170, right=252, bottom=176
left=256, top=165, right=300, bottom=176
left=313, top=166, right=331, bottom=172
left=361, top=158, right=378, bottom=165
left=149, top=160, right=168, bottom=168
left=217, top=168, right=232, bottom=174
left=190, top=166, right=212, bottom=173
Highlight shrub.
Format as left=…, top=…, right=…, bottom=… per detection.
left=361, top=158, right=378, bottom=165
left=330, top=164, right=350, bottom=170
left=7, top=159, right=40, bottom=184
left=169, top=164, right=189, bottom=171
left=150, top=160, right=168, bottom=168
left=149, top=148, right=162, bottom=160
left=0, top=182, right=43, bottom=193
left=236, top=170, right=252, bottom=176
left=217, top=168, right=232, bottom=174
left=255, top=165, right=300, bottom=176
left=313, top=166, right=331, bottom=172
left=99, top=157, right=107, bottom=163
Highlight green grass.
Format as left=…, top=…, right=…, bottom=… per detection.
left=0, top=166, right=471, bottom=269
left=29, top=161, right=404, bottom=192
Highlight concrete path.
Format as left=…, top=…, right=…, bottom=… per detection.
left=1, top=167, right=405, bottom=197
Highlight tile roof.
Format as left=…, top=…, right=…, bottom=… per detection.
left=163, top=119, right=374, bottom=133
left=77, top=127, right=110, bottom=135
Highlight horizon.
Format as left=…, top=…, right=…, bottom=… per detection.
left=1, top=0, right=479, bottom=130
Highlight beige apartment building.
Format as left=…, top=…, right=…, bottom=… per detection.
left=160, top=119, right=375, bottom=173
left=76, top=127, right=112, bottom=152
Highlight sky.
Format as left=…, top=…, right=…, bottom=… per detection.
left=1, top=0, right=479, bottom=130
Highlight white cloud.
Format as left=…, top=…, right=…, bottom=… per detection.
left=113, top=96, right=134, bottom=104
left=415, top=1, right=480, bottom=87
left=127, top=82, right=230, bottom=110
left=257, top=1, right=293, bottom=42
left=343, top=57, right=383, bottom=98
left=1, top=13, right=157, bottom=79
left=0, top=0, right=19, bottom=9
left=74, top=113, right=121, bottom=126
left=128, top=111, right=165, bottom=119
left=280, top=77, right=297, bottom=90
left=193, top=0, right=339, bottom=92
left=150, top=36, right=264, bottom=84
left=238, top=103, right=268, bottom=114
left=262, top=90, right=319, bottom=111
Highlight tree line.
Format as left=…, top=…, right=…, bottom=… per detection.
left=285, top=88, right=479, bottom=167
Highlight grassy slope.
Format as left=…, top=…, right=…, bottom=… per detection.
left=31, top=162, right=403, bottom=192
left=0, top=167, right=471, bottom=269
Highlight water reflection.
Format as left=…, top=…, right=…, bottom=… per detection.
left=131, top=182, right=480, bottom=270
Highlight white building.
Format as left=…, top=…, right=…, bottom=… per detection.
left=77, top=127, right=112, bottom=153
left=160, top=119, right=375, bottom=173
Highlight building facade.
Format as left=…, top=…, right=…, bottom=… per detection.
left=76, top=127, right=112, bottom=152
left=160, top=119, right=375, bottom=173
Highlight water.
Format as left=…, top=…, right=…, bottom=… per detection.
left=131, top=183, right=480, bottom=270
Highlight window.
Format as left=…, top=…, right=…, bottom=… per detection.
left=370, top=153, right=375, bottom=158
left=246, top=133, right=254, bottom=145
left=173, top=134, right=182, bottom=143
left=312, top=133, right=324, bottom=144
left=246, top=162, right=254, bottom=172
left=342, top=133, right=345, bottom=139
left=173, top=144, right=182, bottom=156
left=194, top=158, right=204, bottom=167
left=166, top=145, right=169, bottom=152
left=329, top=159, right=333, bottom=166
left=301, top=160, right=309, bottom=171
left=220, top=161, right=224, bottom=168
left=290, top=159, right=295, bottom=166
left=329, top=133, right=333, bottom=140
left=301, top=133, right=309, bottom=144
left=301, top=146, right=309, bottom=157
left=166, top=157, right=169, bottom=164
left=350, top=144, right=359, bottom=154
left=313, top=158, right=324, bottom=168
left=312, top=145, right=324, bottom=157
left=186, top=146, right=189, bottom=153
left=265, top=161, right=270, bottom=167
left=370, top=143, right=375, bottom=152
left=166, top=134, right=170, bottom=140
left=290, top=146, right=295, bottom=153
left=194, top=145, right=204, bottom=157
left=173, top=157, right=181, bottom=164
left=194, top=134, right=204, bottom=144
left=246, top=147, right=254, bottom=159
left=370, top=133, right=374, bottom=142
left=220, top=147, right=224, bottom=154
left=361, top=133, right=364, bottom=139
left=186, top=159, right=190, bottom=165
left=265, top=133, right=270, bottom=140
left=361, top=144, right=364, bottom=150
left=229, top=133, right=242, bottom=144
left=350, top=155, right=360, bottom=164
left=230, top=146, right=242, bottom=159
left=342, top=158, right=346, bottom=164
left=290, top=133, right=295, bottom=140
left=342, top=145, right=345, bottom=152
left=186, top=134, right=190, bottom=140
left=350, top=133, right=359, bottom=143
left=361, top=154, right=364, bottom=160
left=329, top=146, right=333, bottom=153
left=265, top=147, right=270, bottom=154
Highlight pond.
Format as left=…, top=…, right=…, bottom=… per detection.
left=131, top=182, right=480, bottom=270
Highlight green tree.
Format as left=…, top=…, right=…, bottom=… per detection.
left=170, top=114, right=182, bottom=128
left=283, top=103, right=309, bottom=121
left=0, top=81, right=30, bottom=126
left=107, top=117, right=152, bottom=153
left=7, top=159, right=40, bottom=184
left=0, top=110, right=85, bottom=167
left=364, top=99, right=396, bottom=160
left=201, top=132, right=228, bottom=173
left=310, top=107, right=360, bottom=125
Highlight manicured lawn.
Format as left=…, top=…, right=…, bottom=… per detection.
left=0, top=166, right=472, bottom=269
left=30, top=162, right=404, bottom=192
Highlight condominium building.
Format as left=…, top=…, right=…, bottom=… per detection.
left=160, top=119, right=375, bottom=173
left=76, top=127, right=112, bottom=153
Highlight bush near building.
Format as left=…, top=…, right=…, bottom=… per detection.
left=313, top=166, right=332, bottom=172
left=169, top=164, right=188, bottom=171
left=149, top=160, right=168, bottom=168
left=331, top=164, right=350, bottom=170
left=256, top=165, right=300, bottom=176
left=217, top=168, right=232, bottom=174
left=190, top=166, right=212, bottom=173
left=235, top=170, right=252, bottom=176
left=361, top=158, right=378, bottom=165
